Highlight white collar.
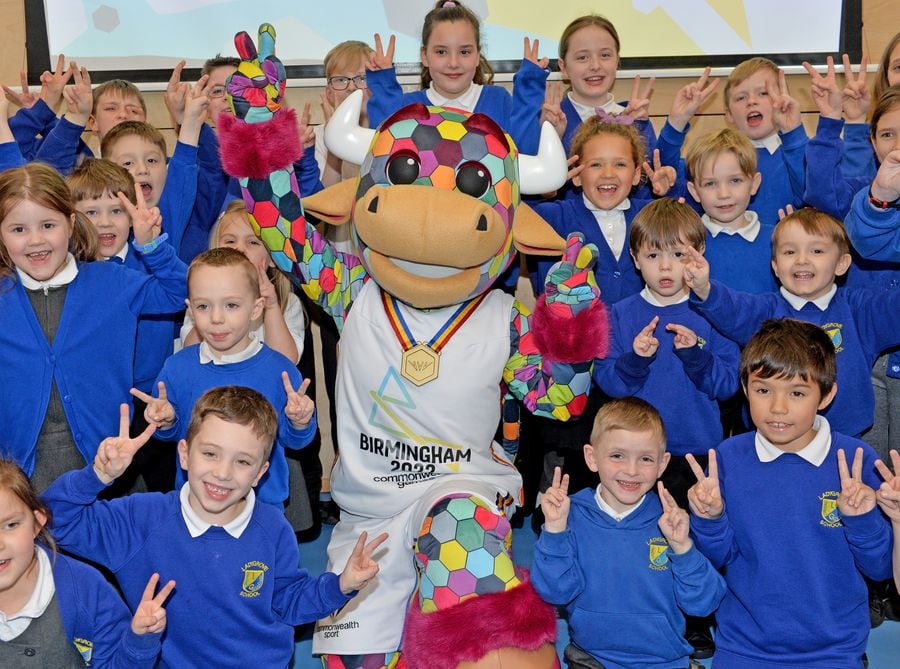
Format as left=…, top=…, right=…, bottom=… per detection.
left=640, top=286, right=688, bottom=306
left=199, top=334, right=263, bottom=365
left=779, top=284, right=837, bottom=311
left=702, top=210, right=760, bottom=241
left=755, top=415, right=831, bottom=466
left=751, top=133, right=781, bottom=155
left=111, top=244, right=129, bottom=263
left=568, top=92, right=624, bottom=122
left=595, top=484, right=644, bottom=521
left=583, top=195, right=631, bottom=215
left=0, top=547, right=55, bottom=641
left=16, top=253, right=78, bottom=292
left=425, top=82, right=482, bottom=111
left=179, top=483, right=255, bottom=538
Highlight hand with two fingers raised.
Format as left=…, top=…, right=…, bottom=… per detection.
left=686, top=450, right=724, bottom=519
left=541, top=466, right=571, bottom=533
left=131, top=381, right=176, bottom=430
left=130, top=573, right=176, bottom=636
left=657, top=481, right=693, bottom=554
left=836, top=447, right=877, bottom=517
left=283, top=372, right=314, bottom=429
left=339, top=531, right=389, bottom=594
left=93, top=403, right=157, bottom=484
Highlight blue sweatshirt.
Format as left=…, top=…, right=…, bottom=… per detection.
left=531, top=489, right=725, bottom=669
left=691, top=430, right=892, bottom=669
left=0, top=243, right=187, bottom=475
left=0, top=140, right=26, bottom=171
left=691, top=281, right=900, bottom=434
left=43, top=465, right=351, bottom=669
left=594, top=294, right=739, bottom=455
left=657, top=120, right=807, bottom=226
left=154, top=343, right=317, bottom=505
left=704, top=220, right=778, bottom=294
left=365, top=60, right=546, bottom=153
left=804, top=116, right=870, bottom=220
left=528, top=196, right=644, bottom=303
left=47, top=547, right=161, bottom=668
left=845, top=182, right=900, bottom=263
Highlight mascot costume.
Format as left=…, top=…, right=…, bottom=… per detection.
left=218, top=24, right=609, bottom=669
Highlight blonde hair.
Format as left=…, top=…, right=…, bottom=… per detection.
left=590, top=397, right=666, bottom=450
left=684, top=128, right=758, bottom=182
left=873, top=32, right=900, bottom=103
left=570, top=116, right=644, bottom=168
left=210, top=200, right=292, bottom=312
left=324, top=40, right=374, bottom=77
left=629, top=198, right=706, bottom=255
left=91, top=79, right=146, bottom=116
left=0, top=459, right=56, bottom=553
left=420, top=0, right=494, bottom=87
left=101, top=121, right=167, bottom=159
left=558, top=14, right=620, bottom=60
left=723, top=57, right=780, bottom=106
left=185, top=386, right=278, bottom=460
left=771, top=207, right=850, bottom=257
left=187, top=247, right=260, bottom=298
left=67, top=158, right=136, bottom=205
left=0, top=163, right=99, bottom=278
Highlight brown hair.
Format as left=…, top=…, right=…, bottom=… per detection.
left=187, top=246, right=260, bottom=298
left=0, top=163, right=99, bottom=278
left=101, top=121, right=168, bottom=160
left=325, top=41, right=374, bottom=77
left=570, top=116, right=644, bottom=168
left=870, top=85, right=900, bottom=141
left=629, top=198, right=706, bottom=255
left=210, top=200, right=291, bottom=312
left=558, top=14, right=620, bottom=61
left=740, top=318, right=836, bottom=397
left=0, top=459, right=56, bottom=553
left=185, top=386, right=278, bottom=460
left=684, top=128, right=758, bottom=182
left=771, top=207, right=850, bottom=257
left=202, top=55, right=240, bottom=77
left=590, top=397, right=666, bottom=450
left=873, top=32, right=900, bottom=103
left=723, top=57, right=780, bottom=107
left=420, top=0, right=494, bottom=88
left=67, top=158, right=136, bottom=205
left=91, top=79, right=146, bottom=116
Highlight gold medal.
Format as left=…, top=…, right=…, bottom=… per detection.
left=401, top=343, right=440, bottom=386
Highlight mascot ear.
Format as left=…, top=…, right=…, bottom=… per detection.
left=301, top=179, right=357, bottom=225
left=512, top=203, right=566, bottom=256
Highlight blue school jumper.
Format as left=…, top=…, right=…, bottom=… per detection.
left=703, top=220, right=778, bottom=294
left=44, top=465, right=350, bottom=669
left=153, top=343, right=317, bottom=505
left=531, top=490, right=725, bottom=669
left=0, top=140, right=25, bottom=171
left=691, top=281, right=900, bottom=435
left=8, top=99, right=92, bottom=165
left=0, top=244, right=187, bottom=474
left=691, top=430, right=892, bottom=668
left=593, top=294, right=740, bottom=456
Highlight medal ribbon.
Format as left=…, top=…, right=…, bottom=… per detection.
left=381, top=289, right=487, bottom=353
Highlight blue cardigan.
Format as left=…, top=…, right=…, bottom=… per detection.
left=48, top=547, right=161, bottom=668
left=691, top=430, right=892, bottom=668
left=44, top=465, right=350, bottom=669
left=0, top=243, right=187, bottom=475
left=531, top=489, right=725, bottom=669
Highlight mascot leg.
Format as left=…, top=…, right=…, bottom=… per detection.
left=321, top=653, right=401, bottom=669
left=402, top=494, right=559, bottom=669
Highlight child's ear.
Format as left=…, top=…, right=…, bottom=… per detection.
left=557, top=57, right=569, bottom=80
left=252, top=460, right=270, bottom=487
left=630, top=250, right=641, bottom=270
left=749, top=171, right=762, bottom=196
left=87, top=114, right=98, bottom=133
left=572, top=170, right=582, bottom=188
left=177, top=439, right=190, bottom=471
left=835, top=252, right=852, bottom=278
left=657, top=451, right=671, bottom=478
left=686, top=181, right=701, bottom=203
left=33, top=509, right=48, bottom=537
left=583, top=443, right=599, bottom=472
left=631, top=166, right=642, bottom=186
left=818, top=383, right=838, bottom=411
left=251, top=296, right=266, bottom=320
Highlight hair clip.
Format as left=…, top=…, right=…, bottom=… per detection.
left=442, top=0, right=458, bottom=7
left=594, top=109, right=634, bottom=126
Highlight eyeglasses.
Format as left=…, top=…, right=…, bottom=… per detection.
left=327, top=75, right=367, bottom=91
left=207, top=85, right=227, bottom=99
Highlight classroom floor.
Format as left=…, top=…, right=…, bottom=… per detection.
left=292, top=517, right=900, bottom=668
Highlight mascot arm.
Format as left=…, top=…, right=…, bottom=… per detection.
left=504, top=234, right=610, bottom=421
left=218, top=24, right=365, bottom=331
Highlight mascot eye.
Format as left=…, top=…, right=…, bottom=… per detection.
left=456, top=162, right=491, bottom=198
left=387, top=153, right=421, bottom=185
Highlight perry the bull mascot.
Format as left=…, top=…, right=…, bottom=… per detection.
left=218, top=24, right=608, bottom=669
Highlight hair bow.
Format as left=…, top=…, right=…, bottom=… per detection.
left=594, top=109, right=634, bottom=125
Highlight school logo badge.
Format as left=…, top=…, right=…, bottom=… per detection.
left=73, top=637, right=93, bottom=664
left=696, top=336, right=707, bottom=349
left=648, top=537, right=669, bottom=570
left=822, top=323, right=843, bottom=352
left=241, top=561, right=269, bottom=598
left=819, top=491, right=841, bottom=527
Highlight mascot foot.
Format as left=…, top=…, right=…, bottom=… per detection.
left=402, top=578, right=558, bottom=669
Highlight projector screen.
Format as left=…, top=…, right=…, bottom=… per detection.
left=25, top=0, right=862, bottom=84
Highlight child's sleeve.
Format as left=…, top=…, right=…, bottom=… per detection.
left=804, top=116, right=869, bottom=219
left=41, top=465, right=144, bottom=569
left=844, top=186, right=900, bottom=262
left=689, top=512, right=740, bottom=570
left=159, top=141, right=200, bottom=254
left=509, top=59, right=549, bottom=155
left=841, top=122, right=877, bottom=180
left=32, top=116, right=93, bottom=175
left=8, top=99, right=58, bottom=160
left=125, top=238, right=189, bottom=316
left=778, top=125, right=809, bottom=207
left=849, top=289, right=900, bottom=358
left=668, top=544, right=727, bottom=617
left=271, top=524, right=352, bottom=624
left=689, top=281, right=775, bottom=347
left=842, top=508, right=894, bottom=582
left=181, top=124, right=231, bottom=261
left=655, top=120, right=688, bottom=177
left=0, top=140, right=25, bottom=171
left=366, top=67, right=407, bottom=130
left=292, top=144, right=325, bottom=198
left=592, top=305, right=652, bottom=397
left=530, top=528, right=585, bottom=606
left=675, top=327, right=740, bottom=401
left=279, top=363, right=317, bottom=449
